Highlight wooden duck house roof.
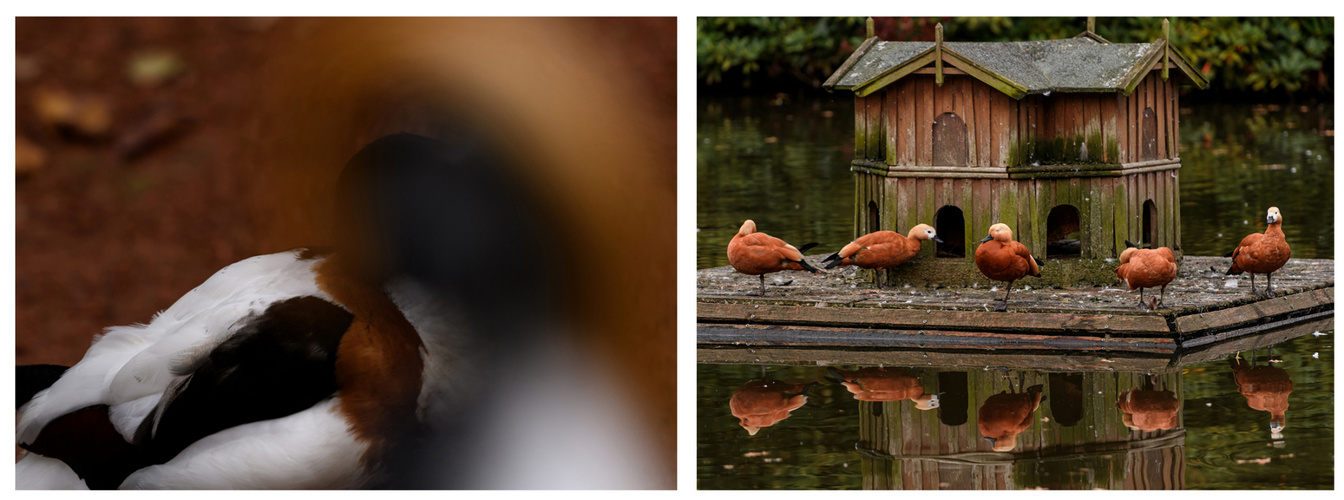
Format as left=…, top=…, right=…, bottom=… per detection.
left=825, top=35, right=1208, bottom=99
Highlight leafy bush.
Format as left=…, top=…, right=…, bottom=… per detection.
left=699, top=17, right=1333, bottom=97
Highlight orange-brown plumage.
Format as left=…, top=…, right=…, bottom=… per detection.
left=823, top=224, right=939, bottom=272
left=728, top=379, right=811, bottom=436
left=974, top=223, right=1041, bottom=311
left=828, top=367, right=938, bottom=408
left=1226, top=207, right=1291, bottom=296
left=1231, top=356, right=1293, bottom=438
left=1116, top=388, right=1180, bottom=431
left=1116, top=243, right=1178, bottom=308
left=977, top=384, right=1043, bottom=452
left=726, top=220, right=819, bottom=295
left=314, top=256, right=426, bottom=465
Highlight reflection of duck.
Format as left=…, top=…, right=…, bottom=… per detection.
left=974, top=224, right=1043, bottom=312
left=821, top=226, right=942, bottom=287
left=1116, top=375, right=1180, bottom=431
left=1223, top=207, right=1291, bottom=297
left=827, top=367, right=939, bottom=408
left=1230, top=353, right=1293, bottom=439
left=978, top=384, right=1043, bottom=452
left=1115, top=241, right=1178, bottom=309
left=726, top=220, right=820, bottom=296
left=729, top=379, right=813, bottom=436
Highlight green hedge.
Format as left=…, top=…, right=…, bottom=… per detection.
left=698, top=17, right=1333, bottom=96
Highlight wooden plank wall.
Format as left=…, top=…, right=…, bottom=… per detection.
left=884, top=76, right=1017, bottom=167
left=1038, top=93, right=1123, bottom=164
left=1122, top=170, right=1178, bottom=250
left=1121, top=73, right=1178, bottom=163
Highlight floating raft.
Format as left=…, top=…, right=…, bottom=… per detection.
left=697, top=256, right=1333, bottom=354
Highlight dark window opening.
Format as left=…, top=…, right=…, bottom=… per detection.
left=1141, top=107, right=1157, bottom=161
left=1142, top=199, right=1157, bottom=247
left=937, top=371, right=968, bottom=427
left=867, top=201, right=880, bottom=233
left=1048, top=373, right=1085, bottom=427
left=932, top=112, right=968, bottom=167
left=934, top=205, right=965, bottom=258
left=1046, top=205, right=1082, bottom=258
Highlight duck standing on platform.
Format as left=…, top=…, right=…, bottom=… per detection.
left=726, top=220, right=820, bottom=296
left=827, top=367, right=940, bottom=409
left=974, top=223, right=1043, bottom=312
left=1115, top=240, right=1178, bottom=309
left=820, top=225, right=942, bottom=289
left=1230, top=351, right=1293, bottom=440
left=978, top=381, right=1044, bottom=452
left=1224, top=207, right=1291, bottom=297
left=728, top=379, right=814, bottom=436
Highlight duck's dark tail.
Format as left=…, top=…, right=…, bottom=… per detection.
left=796, top=242, right=819, bottom=253
left=17, top=364, right=69, bottom=409
left=822, top=252, right=845, bottom=269
left=796, top=257, right=821, bottom=273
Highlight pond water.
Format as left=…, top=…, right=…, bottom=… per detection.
left=696, top=93, right=1335, bottom=490
left=697, top=325, right=1334, bottom=489
left=696, top=95, right=1334, bottom=268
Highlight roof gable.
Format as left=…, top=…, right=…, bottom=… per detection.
left=825, top=34, right=1207, bottom=98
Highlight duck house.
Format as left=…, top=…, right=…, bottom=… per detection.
left=823, top=19, right=1208, bottom=287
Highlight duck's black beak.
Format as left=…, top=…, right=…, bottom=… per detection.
left=984, top=437, right=997, bottom=446
left=1125, top=239, right=1139, bottom=249
left=933, top=236, right=945, bottom=244
left=980, top=234, right=993, bottom=243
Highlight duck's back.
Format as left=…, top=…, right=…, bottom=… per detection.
left=16, top=249, right=389, bottom=489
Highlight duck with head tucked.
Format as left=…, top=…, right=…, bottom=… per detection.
left=726, top=220, right=820, bottom=296
left=1115, top=240, right=1178, bottom=309
left=974, top=223, right=1043, bottom=312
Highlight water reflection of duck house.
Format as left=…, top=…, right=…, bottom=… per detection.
left=856, top=368, right=1186, bottom=490
left=823, top=18, right=1207, bottom=287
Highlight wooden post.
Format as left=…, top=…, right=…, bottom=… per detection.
left=1162, top=19, right=1170, bottom=80
left=935, top=23, right=944, bottom=87
left=1088, top=16, right=1095, bottom=34
left=867, top=17, right=875, bottom=39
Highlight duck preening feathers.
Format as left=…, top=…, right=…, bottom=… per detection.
left=1116, top=240, right=1178, bottom=309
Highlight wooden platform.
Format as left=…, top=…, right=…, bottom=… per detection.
left=697, top=256, right=1333, bottom=354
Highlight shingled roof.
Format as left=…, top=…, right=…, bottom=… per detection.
left=825, top=34, right=1208, bottom=99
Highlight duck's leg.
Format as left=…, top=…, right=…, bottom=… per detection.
left=1136, top=287, right=1147, bottom=309
left=995, top=281, right=1013, bottom=312
left=759, top=274, right=767, bottom=296
left=1265, top=272, right=1273, bottom=297
left=1249, top=273, right=1257, bottom=295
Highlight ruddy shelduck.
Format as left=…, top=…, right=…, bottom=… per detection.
left=974, top=223, right=1043, bottom=311
left=728, top=379, right=813, bottom=436
left=827, top=367, right=940, bottom=408
left=726, top=220, right=820, bottom=296
left=978, top=384, right=1043, bottom=452
left=1224, top=207, right=1291, bottom=297
left=1116, top=376, right=1180, bottom=432
left=821, top=225, right=943, bottom=288
left=1115, top=240, right=1178, bottom=309
left=1231, top=353, right=1293, bottom=439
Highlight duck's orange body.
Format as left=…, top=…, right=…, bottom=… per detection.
left=1116, top=243, right=1178, bottom=308
left=726, top=220, right=819, bottom=295
left=1226, top=207, right=1291, bottom=296
left=828, top=367, right=938, bottom=408
left=973, top=223, right=1041, bottom=311
left=1231, top=356, right=1293, bottom=438
left=823, top=224, right=940, bottom=272
left=977, top=384, right=1043, bottom=452
left=728, top=379, right=811, bottom=436
left=1116, top=388, right=1180, bottom=431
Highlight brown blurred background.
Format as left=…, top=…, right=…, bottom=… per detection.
left=15, top=18, right=675, bottom=486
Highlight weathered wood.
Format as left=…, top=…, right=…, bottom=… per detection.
left=917, top=78, right=934, bottom=166
left=998, top=180, right=1018, bottom=242
left=991, top=90, right=1010, bottom=166
left=975, top=83, right=992, bottom=169
left=1155, top=74, right=1167, bottom=159
left=698, top=302, right=1171, bottom=335
left=932, top=112, right=968, bottom=167
left=855, top=49, right=938, bottom=98
left=886, top=88, right=899, bottom=165
left=899, top=79, right=915, bottom=166
left=918, top=178, right=936, bottom=259
left=1113, top=178, right=1128, bottom=257
left=897, top=177, right=916, bottom=241
left=1175, top=287, right=1334, bottom=336
left=856, top=94, right=868, bottom=156
left=1116, top=93, right=1128, bottom=163
left=868, top=93, right=885, bottom=159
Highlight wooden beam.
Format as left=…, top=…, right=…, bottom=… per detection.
left=854, top=48, right=937, bottom=97
left=940, top=48, right=1029, bottom=99
left=935, top=23, right=944, bottom=87
left=1162, top=19, right=1170, bottom=80
left=823, top=36, right=878, bottom=90
left=913, top=67, right=966, bottom=75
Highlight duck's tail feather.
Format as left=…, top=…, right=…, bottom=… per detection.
left=796, top=242, right=819, bottom=254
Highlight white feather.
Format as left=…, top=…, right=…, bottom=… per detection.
left=119, top=398, right=369, bottom=489
left=16, top=453, right=89, bottom=490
